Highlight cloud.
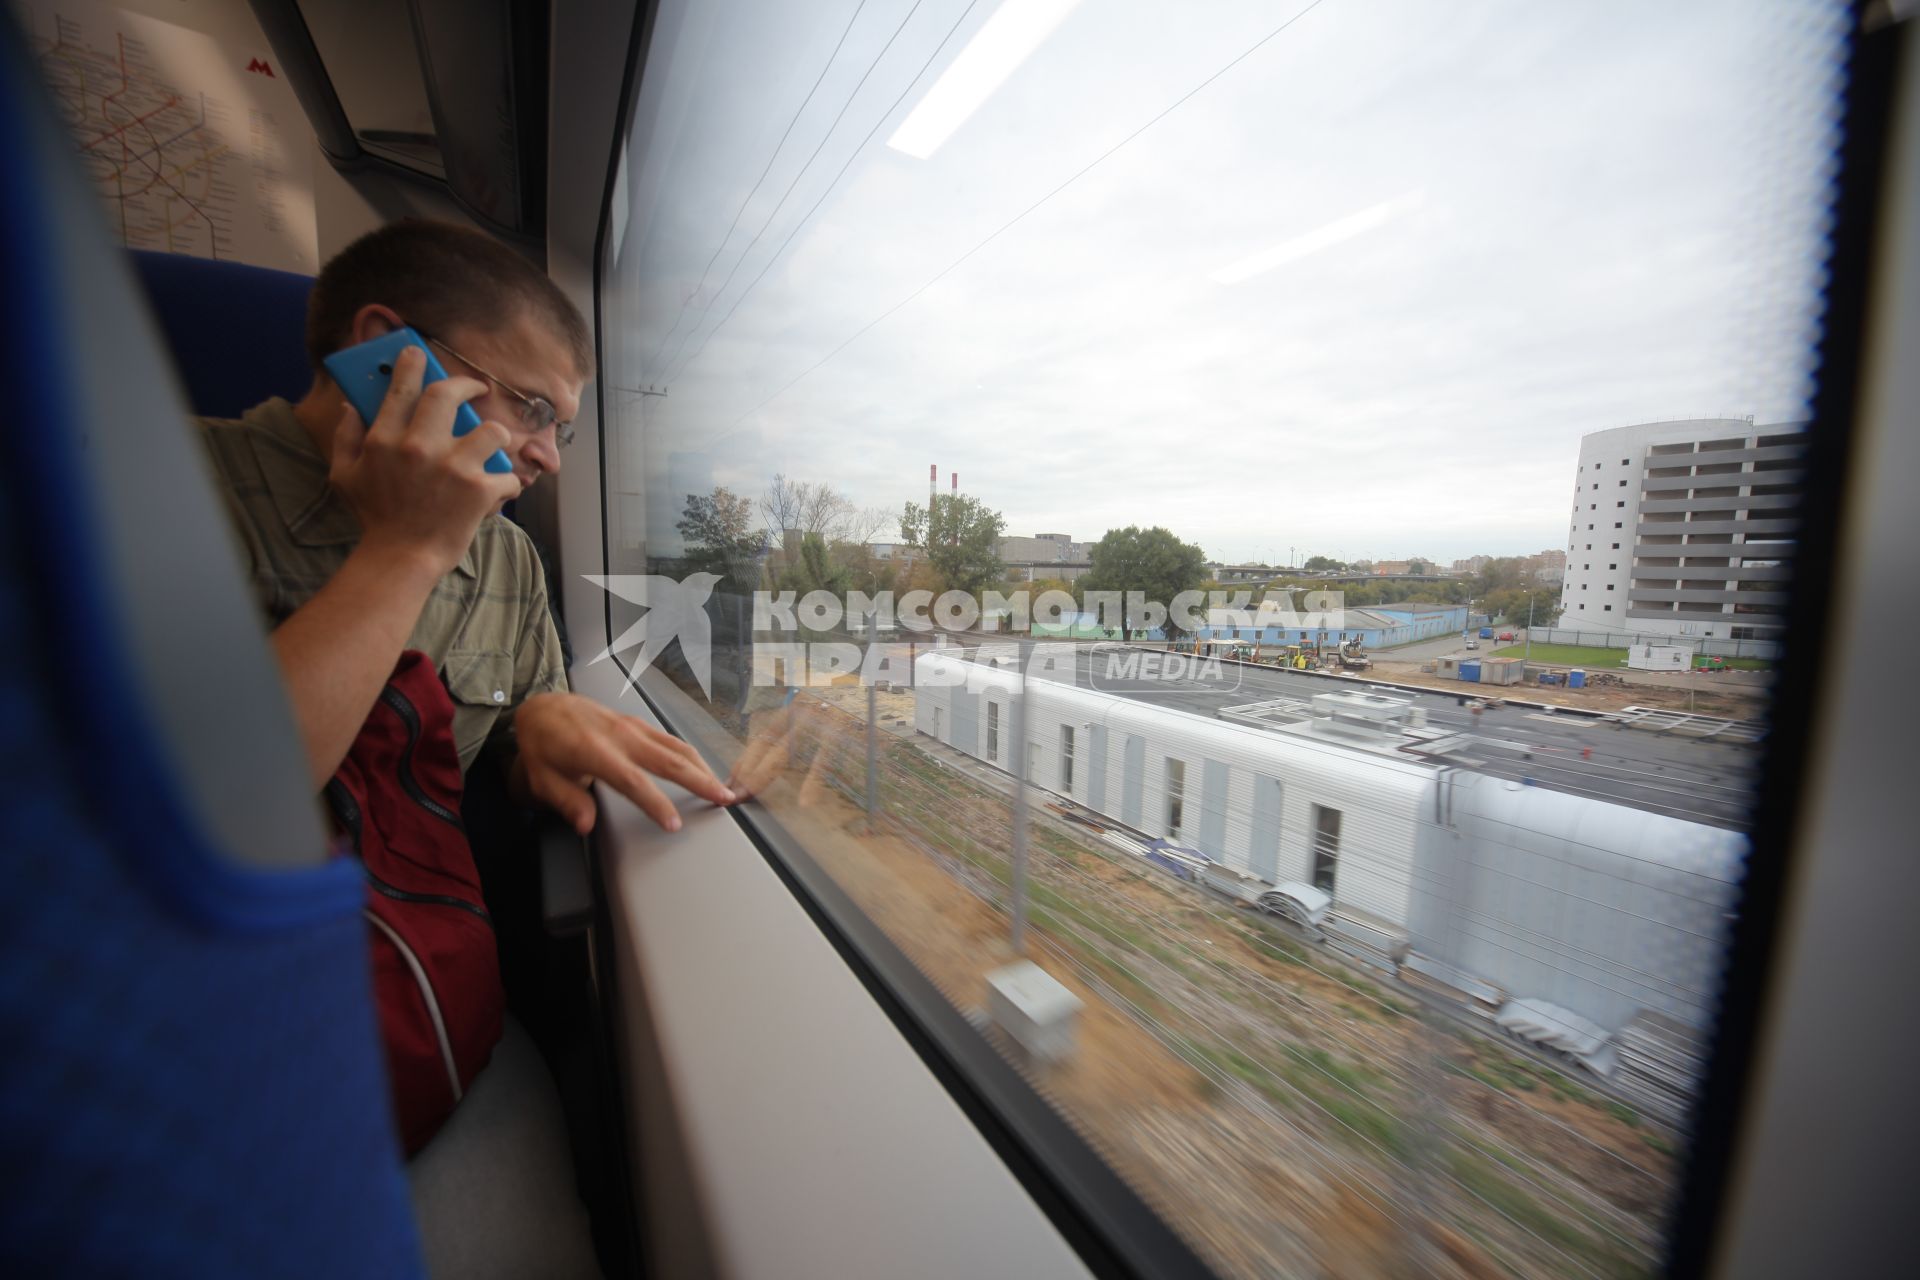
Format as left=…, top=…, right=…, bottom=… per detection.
left=607, top=0, right=1843, bottom=564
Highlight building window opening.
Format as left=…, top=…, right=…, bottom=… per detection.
left=1166, top=758, right=1187, bottom=841
left=1311, top=804, right=1342, bottom=894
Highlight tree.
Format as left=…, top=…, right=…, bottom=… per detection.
left=774, top=532, right=856, bottom=640
left=839, top=504, right=895, bottom=551
left=1407, top=559, right=1431, bottom=576
left=1303, top=555, right=1344, bottom=572
left=1472, top=556, right=1531, bottom=597
left=678, top=487, right=766, bottom=594
left=1079, top=526, right=1209, bottom=640
left=1265, top=575, right=1470, bottom=611
left=1484, top=585, right=1564, bottom=630
left=1022, top=575, right=1078, bottom=601
left=899, top=492, right=1006, bottom=596
left=761, top=474, right=859, bottom=574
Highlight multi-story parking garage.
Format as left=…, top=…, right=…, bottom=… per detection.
left=1560, top=418, right=1806, bottom=642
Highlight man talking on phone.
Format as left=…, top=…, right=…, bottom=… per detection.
left=198, top=217, right=734, bottom=829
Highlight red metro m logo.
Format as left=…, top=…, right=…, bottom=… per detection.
left=246, top=58, right=274, bottom=76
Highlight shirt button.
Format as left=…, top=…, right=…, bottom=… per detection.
left=492, top=690, right=506, bottom=703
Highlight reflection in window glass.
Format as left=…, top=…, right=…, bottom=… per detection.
left=600, top=1, right=1845, bottom=1274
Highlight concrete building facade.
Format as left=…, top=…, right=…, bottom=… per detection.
left=1560, top=419, right=1806, bottom=641
left=999, top=532, right=1094, bottom=582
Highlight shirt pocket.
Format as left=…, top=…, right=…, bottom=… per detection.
left=441, top=648, right=517, bottom=768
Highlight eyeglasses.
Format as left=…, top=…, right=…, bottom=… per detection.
left=417, top=330, right=574, bottom=448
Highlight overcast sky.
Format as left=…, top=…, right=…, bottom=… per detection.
left=607, top=0, right=1845, bottom=566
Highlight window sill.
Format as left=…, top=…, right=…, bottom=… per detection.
left=571, top=659, right=1091, bottom=1279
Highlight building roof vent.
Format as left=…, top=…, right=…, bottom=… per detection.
left=1310, top=690, right=1416, bottom=741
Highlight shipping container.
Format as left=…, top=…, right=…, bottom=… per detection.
left=1628, top=645, right=1695, bottom=671
left=1479, top=657, right=1526, bottom=686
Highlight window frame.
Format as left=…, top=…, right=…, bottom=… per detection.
left=576, top=4, right=1896, bottom=1276
left=617, top=659, right=1215, bottom=1279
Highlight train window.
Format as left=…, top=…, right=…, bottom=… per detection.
left=598, top=0, right=1849, bottom=1274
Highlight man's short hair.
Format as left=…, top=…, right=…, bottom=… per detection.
left=305, top=219, right=593, bottom=381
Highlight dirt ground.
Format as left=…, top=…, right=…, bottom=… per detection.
left=1365, top=659, right=1768, bottom=720
left=744, top=688, right=1679, bottom=1279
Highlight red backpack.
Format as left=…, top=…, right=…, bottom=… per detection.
left=323, top=650, right=504, bottom=1155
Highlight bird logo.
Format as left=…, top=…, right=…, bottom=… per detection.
left=582, top=573, right=721, bottom=698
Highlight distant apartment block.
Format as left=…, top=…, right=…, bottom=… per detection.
left=1560, top=418, right=1805, bottom=640
left=1525, top=548, right=1567, bottom=585
left=1364, top=557, right=1439, bottom=576
left=998, top=532, right=1094, bottom=582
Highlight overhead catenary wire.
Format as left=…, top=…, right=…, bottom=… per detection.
left=800, top=665, right=1744, bottom=972
left=852, top=758, right=1619, bottom=1279
left=1017, top=645, right=1756, bottom=827
left=706, top=0, right=1334, bottom=418
left=933, top=647, right=1751, bottom=880
left=871, top=736, right=1693, bottom=1193
left=659, top=0, right=975, bottom=388
left=1006, top=812, right=1671, bottom=1245
left=733, top=675, right=1712, bottom=1266
left=1007, top=813, right=1677, bottom=1194
left=788, top=690, right=1679, bottom=1189
left=639, top=0, right=875, bottom=388
left=802, top=690, right=1704, bottom=1143
left=859, top=745, right=1565, bottom=1276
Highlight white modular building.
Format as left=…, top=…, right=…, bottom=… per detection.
left=911, top=651, right=1746, bottom=1043
left=1411, top=773, right=1744, bottom=1032
left=914, top=651, right=1433, bottom=926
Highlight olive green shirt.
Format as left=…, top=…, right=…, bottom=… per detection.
left=198, top=397, right=568, bottom=771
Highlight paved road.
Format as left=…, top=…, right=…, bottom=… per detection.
left=1373, top=631, right=1497, bottom=662
left=940, top=638, right=1760, bottom=831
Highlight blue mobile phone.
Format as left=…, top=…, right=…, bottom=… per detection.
left=321, top=327, right=514, bottom=475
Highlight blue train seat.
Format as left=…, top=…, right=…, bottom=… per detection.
left=0, top=14, right=424, bottom=1277
left=129, top=251, right=317, bottom=418
left=93, top=58, right=598, bottom=1280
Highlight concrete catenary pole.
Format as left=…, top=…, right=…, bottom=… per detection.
left=1010, top=684, right=1029, bottom=955
left=865, top=683, right=879, bottom=829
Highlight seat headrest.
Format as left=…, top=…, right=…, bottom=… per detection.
left=129, top=250, right=316, bottom=418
